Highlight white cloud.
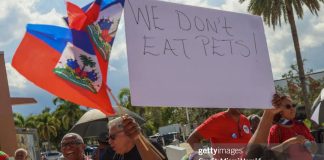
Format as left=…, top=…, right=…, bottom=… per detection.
left=220, top=0, right=249, bottom=13
left=269, top=52, right=290, bottom=79
left=0, top=0, right=65, bottom=47
left=263, top=24, right=296, bottom=79
left=108, top=65, right=117, bottom=71
left=110, top=39, right=127, bottom=61
left=5, top=63, right=28, bottom=89
left=110, top=15, right=127, bottom=60
left=219, top=0, right=324, bottom=79
left=220, top=0, right=292, bottom=79
left=162, top=0, right=209, bottom=8
left=298, top=8, right=324, bottom=50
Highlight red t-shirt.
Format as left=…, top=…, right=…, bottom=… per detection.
left=196, top=111, right=252, bottom=144
left=268, top=121, right=315, bottom=160
left=268, top=121, right=315, bottom=144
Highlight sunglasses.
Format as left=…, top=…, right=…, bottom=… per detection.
left=61, top=141, right=82, bottom=148
left=108, top=130, right=124, bottom=140
left=284, top=104, right=295, bottom=109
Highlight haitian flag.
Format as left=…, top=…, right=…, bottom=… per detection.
left=12, top=0, right=124, bottom=115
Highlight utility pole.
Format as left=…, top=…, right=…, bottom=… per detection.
left=0, top=52, right=36, bottom=156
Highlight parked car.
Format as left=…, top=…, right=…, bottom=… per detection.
left=43, top=151, right=62, bottom=160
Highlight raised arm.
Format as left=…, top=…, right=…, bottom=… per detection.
left=248, top=108, right=282, bottom=145
left=122, top=115, right=167, bottom=160
left=187, top=129, right=204, bottom=151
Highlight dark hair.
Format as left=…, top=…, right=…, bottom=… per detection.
left=271, top=93, right=291, bottom=107
left=273, top=113, right=282, bottom=123
left=271, top=93, right=292, bottom=123
left=248, top=114, right=261, bottom=125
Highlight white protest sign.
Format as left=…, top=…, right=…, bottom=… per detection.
left=124, top=0, right=275, bottom=108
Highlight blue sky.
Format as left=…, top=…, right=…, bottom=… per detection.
left=1, top=0, right=324, bottom=116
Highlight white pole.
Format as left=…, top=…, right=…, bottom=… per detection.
left=185, top=107, right=190, bottom=126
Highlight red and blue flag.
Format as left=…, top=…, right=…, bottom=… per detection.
left=12, top=0, right=124, bottom=115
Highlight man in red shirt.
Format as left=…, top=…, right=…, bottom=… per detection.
left=187, top=108, right=252, bottom=158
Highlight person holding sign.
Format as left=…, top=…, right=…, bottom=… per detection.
left=268, top=93, right=317, bottom=160
left=187, top=108, right=252, bottom=158
left=103, top=116, right=167, bottom=160
left=245, top=107, right=318, bottom=159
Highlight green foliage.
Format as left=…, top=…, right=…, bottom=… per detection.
left=13, top=97, right=86, bottom=150
left=13, top=113, right=26, bottom=128
left=116, top=88, right=252, bottom=136
left=275, top=63, right=324, bottom=105
left=80, top=55, right=96, bottom=70
left=239, top=0, right=324, bottom=29
left=52, top=97, right=85, bottom=130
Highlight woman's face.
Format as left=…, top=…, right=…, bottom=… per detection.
left=279, top=98, right=296, bottom=120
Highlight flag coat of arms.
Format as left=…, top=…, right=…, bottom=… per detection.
left=12, top=0, right=124, bottom=115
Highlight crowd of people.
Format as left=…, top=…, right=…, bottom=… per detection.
left=59, top=115, right=167, bottom=160
left=183, top=93, right=320, bottom=160
left=1, top=93, right=322, bottom=160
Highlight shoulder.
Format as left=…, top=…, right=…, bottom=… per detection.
left=201, top=112, right=226, bottom=124
left=294, top=120, right=306, bottom=126
left=269, top=124, right=281, bottom=133
left=210, top=111, right=227, bottom=120
left=293, top=120, right=310, bottom=130
left=196, top=112, right=227, bottom=134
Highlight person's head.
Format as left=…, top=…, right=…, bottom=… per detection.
left=0, top=151, right=9, bottom=160
left=60, top=133, right=86, bottom=160
left=272, top=93, right=296, bottom=121
left=14, top=148, right=28, bottom=160
left=248, top=114, right=260, bottom=134
left=226, top=108, right=242, bottom=115
left=107, top=117, right=135, bottom=154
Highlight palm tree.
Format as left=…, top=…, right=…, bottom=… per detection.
left=13, top=113, right=38, bottom=129
left=13, top=113, right=27, bottom=128
left=37, top=110, right=60, bottom=151
left=118, top=88, right=145, bottom=117
left=52, top=97, right=85, bottom=130
left=79, top=55, right=96, bottom=74
left=25, top=115, right=38, bottom=128
left=118, top=88, right=131, bottom=109
left=239, top=0, right=324, bottom=118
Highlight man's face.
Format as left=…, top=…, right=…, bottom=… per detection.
left=108, top=126, right=133, bottom=154
left=14, top=151, right=27, bottom=160
left=60, top=136, right=85, bottom=160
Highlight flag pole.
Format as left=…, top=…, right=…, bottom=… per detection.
left=106, top=86, right=148, bottom=150
left=106, top=87, right=165, bottom=159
